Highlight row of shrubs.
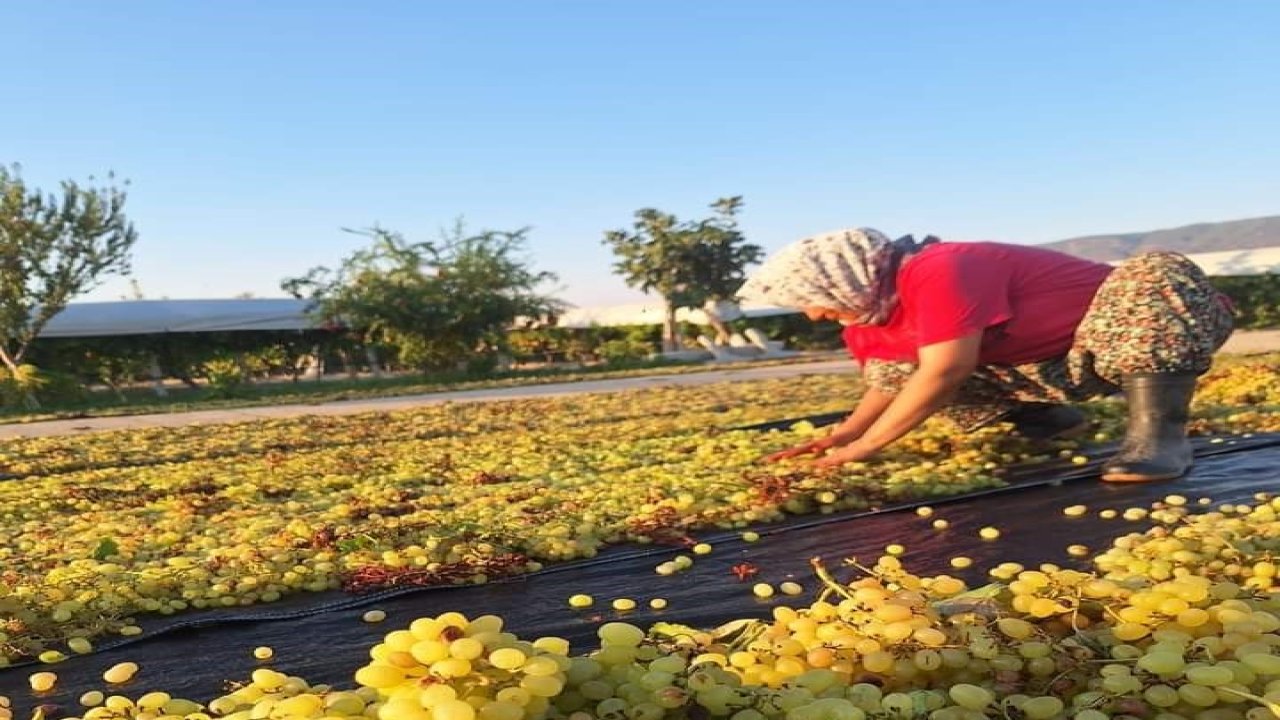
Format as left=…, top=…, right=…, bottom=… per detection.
left=1213, top=275, right=1280, bottom=329
left=0, top=314, right=843, bottom=408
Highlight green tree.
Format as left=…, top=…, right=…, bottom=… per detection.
left=282, top=223, right=563, bottom=372
left=0, top=165, right=137, bottom=400
left=603, top=196, right=762, bottom=351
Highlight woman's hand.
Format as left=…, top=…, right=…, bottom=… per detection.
left=761, top=386, right=896, bottom=464
left=762, top=437, right=836, bottom=463
left=812, top=440, right=878, bottom=468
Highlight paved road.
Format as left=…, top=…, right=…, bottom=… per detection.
left=0, top=358, right=858, bottom=440
left=1219, top=329, right=1280, bottom=355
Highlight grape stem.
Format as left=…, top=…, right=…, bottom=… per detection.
left=1217, top=686, right=1280, bottom=716
left=810, top=557, right=857, bottom=603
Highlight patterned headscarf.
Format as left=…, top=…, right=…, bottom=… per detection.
left=738, top=228, right=936, bottom=326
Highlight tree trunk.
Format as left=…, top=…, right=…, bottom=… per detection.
left=662, top=303, right=681, bottom=353
left=0, top=346, right=19, bottom=376
left=0, top=345, right=41, bottom=409
left=703, top=299, right=742, bottom=345
left=304, top=345, right=324, bottom=381
left=704, top=313, right=732, bottom=345
left=148, top=356, right=169, bottom=398
left=365, top=346, right=384, bottom=378
left=336, top=349, right=359, bottom=379
left=235, top=355, right=255, bottom=385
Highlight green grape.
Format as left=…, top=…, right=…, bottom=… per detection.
left=433, top=698, right=478, bottom=720
left=1143, top=684, right=1181, bottom=708
left=990, top=655, right=1023, bottom=672
left=420, top=683, right=460, bottom=707
left=523, top=655, right=562, bottom=677
left=354, top=664, right=404, bottom=689
left=687, top=670, right=721, bottom=693
left=1101, top=673, right=1142, bottom=695
left=1138, top=651, right=1187, bottom=675
left=1186, top=666, right=1236, bottom=687
left=845, top=683, right=883, bottom=712
left=598, top=623, right=645, bottom=647
left=638, top=671, right=675, bottom=691
left=450, top=637, right=485, bottom=660
left=1025, top=657, right=1056, bottom=677
left=995, top=618, right=1035, bottom=640
left=521, top=674, right=565, bottom=698
left=1020, top=697, right=1064, bottom=720
left=628, top=702, right=665, bottom=720
left=1241, top=654, right=1280, bottom=675
left=862, top=651, right=895, bottom=673
left=947, top=685, right=993, bottom=711
left=579, top=680, right=615, bottom=701
left=479, top=700, right=524, bottom=720
left=67, top=637, right=93, bottom=655
left=653, top=686, right=690, bottom=709
left=379, top=697, right=434, bottom=720
left=593, top=696, right=629, bottom=717
left=649, top=655, right=686, bottom=674
left=488, top=647, right=527, bottom=671
left=881, top=692, right=914, bottom=717
left=813, top=697, right=866, bottom=720
left=553, top=689, right=589, bottom=713
left=912, top=650, right=942, bottom=672
left=1178, top=683, right=1222, bottom=707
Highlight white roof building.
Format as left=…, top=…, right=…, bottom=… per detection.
left=39, top=299, right=318, bottom=338
left=554, top=301, right=796, bottom=329
left=1156, top=246, right=1280, bottom=276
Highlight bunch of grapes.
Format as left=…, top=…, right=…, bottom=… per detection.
left=347, top=612, right=570, bottom=720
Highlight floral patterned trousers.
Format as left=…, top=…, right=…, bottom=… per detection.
left=863, top=252, right=1236, bottom=430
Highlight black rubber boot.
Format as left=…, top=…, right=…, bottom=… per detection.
left=1003, top=403, right=1090, bottom=441
left=1101, top=373, right=1197, bottom=482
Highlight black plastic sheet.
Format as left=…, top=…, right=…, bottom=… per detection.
left=3, top=432, right=1278, bottom=714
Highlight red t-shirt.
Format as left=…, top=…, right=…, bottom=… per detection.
left=842, top=242, right=1114, bottom=366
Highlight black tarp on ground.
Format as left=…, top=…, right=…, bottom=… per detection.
left=2, top=434, right=1278, bottom=714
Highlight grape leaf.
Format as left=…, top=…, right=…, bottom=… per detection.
left=92, top=538, right=119, bottom=561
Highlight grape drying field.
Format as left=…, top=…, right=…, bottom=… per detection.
left=1, top=359, right=1279, bottom=720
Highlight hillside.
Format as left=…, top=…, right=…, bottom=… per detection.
left=1041, top=215, right=1280, bottom=261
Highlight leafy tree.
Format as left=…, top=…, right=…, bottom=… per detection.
left=603, top=196, right=763, bottom=351
left=0, top=165, right=137, bottom=401
left=282, top=223, right=563, bottom=372
left=1213, top=274, right=1280, bottom=329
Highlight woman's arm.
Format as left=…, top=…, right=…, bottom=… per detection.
left=825, top=386, right=895, bottom=445
left=763, top=386, right=894, bottom=462
left=814, top=333, right=982, bottom=467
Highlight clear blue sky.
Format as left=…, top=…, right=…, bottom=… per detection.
left=4, top=1, right=1278, bottom=307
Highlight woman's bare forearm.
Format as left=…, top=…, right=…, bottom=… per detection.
left=854, top=368, right=966, bottom=452
left=853, top=336, right=983, bottom=453
left=827, top=386, right=894, bottom=445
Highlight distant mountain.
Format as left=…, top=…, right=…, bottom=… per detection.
left=1040, top=216, right=1280, bottom=262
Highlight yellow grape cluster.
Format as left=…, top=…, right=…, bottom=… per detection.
left=348, top=611, right=571, bottom=720
left=639, top=497, right=1280, bottom=720
left=1187, top=359, right=1280, bottom=435
left=9, top=493, right=1279, bottom=720
left=1092, top=501, right=1279, bottom=591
